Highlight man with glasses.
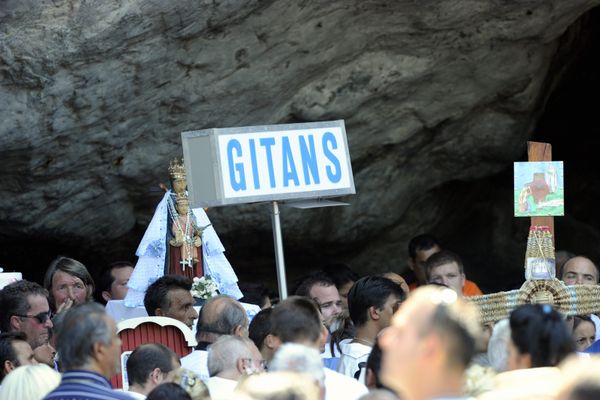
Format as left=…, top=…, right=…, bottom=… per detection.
left=206, top=335, right=265, bottom=400
left=0, top=280, right=54, bottom=365
left=380, top=286, right=481, bottom=400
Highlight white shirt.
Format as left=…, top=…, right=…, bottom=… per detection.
left=337, top=341, right=371, bottom=381
left=206, top=376, right=238, bottom=400
left=125, top=391, right=146, bottom=400
left=323, top=368, right=368, bottom=400
left=181, top=350, right=209, bottom=382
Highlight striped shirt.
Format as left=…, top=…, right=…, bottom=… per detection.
left=44, top=370, right=134, bottom=400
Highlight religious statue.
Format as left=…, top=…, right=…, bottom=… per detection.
left=124, top=158, right=242, bottom=308
left=168, top=193, right=206, bottom=274
left=166, top=159, right=206, bottom=278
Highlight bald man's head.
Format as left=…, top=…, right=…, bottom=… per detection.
left=197, top=295, right=248, bottom=342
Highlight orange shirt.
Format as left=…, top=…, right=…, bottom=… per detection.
left=462, top=280, right=483, bottom=296
left=408, top=279, right=483, bottom=296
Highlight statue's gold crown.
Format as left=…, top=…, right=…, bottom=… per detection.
left=169, top=158, right=186, bottom=181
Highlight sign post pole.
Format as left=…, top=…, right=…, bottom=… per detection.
left=270, top=200, right=288, bottom=300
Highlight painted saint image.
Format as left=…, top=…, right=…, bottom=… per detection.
left=514, top=161, right=564, bottom=217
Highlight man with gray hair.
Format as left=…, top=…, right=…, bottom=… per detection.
left=181, top=294, right=249, bottom=381
left=269, top=342, right=326, bottom=396
left=206, top=335, right=265, bottom=400
left=43, top=303, right=131, bottom=400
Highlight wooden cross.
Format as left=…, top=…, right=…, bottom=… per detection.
left=528, top=141, right=554, bottom=246
left=467, top=141, right=600, bottom=323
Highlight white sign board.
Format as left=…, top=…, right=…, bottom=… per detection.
left=182, top=120, right=355, bottom=207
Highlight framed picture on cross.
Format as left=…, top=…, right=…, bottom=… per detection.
left=514, top=161, right=564, bottom=217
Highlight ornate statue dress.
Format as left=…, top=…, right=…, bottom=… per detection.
left=124, top=160, right=242, bottom=307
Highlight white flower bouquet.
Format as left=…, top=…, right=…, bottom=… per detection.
left=191, top=275, right=219, bottom=299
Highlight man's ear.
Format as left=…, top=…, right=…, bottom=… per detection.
left=269, top=335, right=282, bottom=352
left=235, top=357, right=246, bottom=374
left=155, top=308, right=164, bottom=317
left=517, top=352, right=532, bottom=370
left=365, top=368, right=377, bottom=389
left=368, top=306, right=380, bottom=321
left=408, top=258, right=415, bottom=271
left=92, top=342, right=104, bottom=361
left=3, top=360, right=15, bottom=375
left=149, top=367, right=162, bottom=385
left=9, top=315, right=22, bottom=331
left=233, top=324, right=246, bottom=337
left=101, top=291, right=112, bottom=303
left=264, top=334, right=277, bottom=350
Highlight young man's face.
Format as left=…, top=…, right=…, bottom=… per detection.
left=163, top=288, right=199, bottom=329
left=411, top=245, right=441, bottom=285
left=377, top=294, right=404, bottom=331
left=428, top=262, right=465, bottom=296
left=309, top=284, right=342, bottom=329
left=109, top=266, right=134, bottom=301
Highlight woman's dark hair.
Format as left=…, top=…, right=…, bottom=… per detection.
left=509, top=304, right=575, bottom=368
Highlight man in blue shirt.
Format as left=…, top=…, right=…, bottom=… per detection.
left=44, top=303, right=132, bottom=400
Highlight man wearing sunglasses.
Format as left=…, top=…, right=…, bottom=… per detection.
left=0, top=280, right=54, bottom=364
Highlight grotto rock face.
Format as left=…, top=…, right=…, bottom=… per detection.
left=1, top=0, right=599, bottom=289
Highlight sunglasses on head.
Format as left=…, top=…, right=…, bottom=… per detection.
left=14, top=311, right=52, bottom=324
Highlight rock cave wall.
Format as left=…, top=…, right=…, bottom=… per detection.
left=1, top=0, right=599, bottom=293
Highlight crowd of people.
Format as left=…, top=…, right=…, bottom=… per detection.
left=1, top=234, right=600, bottom=400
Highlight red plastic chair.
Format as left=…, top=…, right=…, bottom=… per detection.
left=111, top=316, right=197, bottom=389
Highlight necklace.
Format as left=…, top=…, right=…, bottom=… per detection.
left=352, top=337, right=374, bottom=347
left=167, top=196, right=194, bottom=270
